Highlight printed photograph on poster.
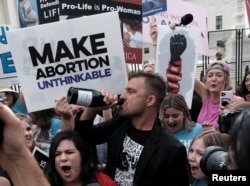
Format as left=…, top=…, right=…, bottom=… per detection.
left=17, top=0, right=59, bottom=28
left=122, top=18, right=142, bottom=49
left=6, top=11, right=128, bottom=113
left=17, top=0, right=39, bottom=27
left=155, top=25, right=201, bottom=108
left=142, top=0, right=167, bottom=17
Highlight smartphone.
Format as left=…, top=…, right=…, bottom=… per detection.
left=220, top=91, right=234, bottom=107
left=32, top=146, right=49, bottom=170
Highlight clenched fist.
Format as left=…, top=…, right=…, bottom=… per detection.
left=167, top=34, right=187, bottom=94
left=170, top=34, right=187, bottom=61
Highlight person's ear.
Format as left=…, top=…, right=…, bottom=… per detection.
left=146, top=95, right=156, bottom=107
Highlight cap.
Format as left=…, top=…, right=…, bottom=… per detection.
left=143, top=63, right=155, bottom=69
left=216, top=52, right=222, bottom=57
left=0, top=85, right=19, bottom=93
left=206, top=62, right=230, bottom=76
left=142, top=59, right=155, bottom=69
left=0, top=88, right=15, bottom=93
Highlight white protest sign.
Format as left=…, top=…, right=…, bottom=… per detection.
left=0, top=25, right=19, bottom=86
left=156, top=25, right=201, bottom=108
left=6, top=11, right=128, bottom=112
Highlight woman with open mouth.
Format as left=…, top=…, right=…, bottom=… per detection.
left=188, top=130, right=229, bottom=186
left=159, top=93, right=202, bottom=151
left=45, top=130, right=116, bottom=186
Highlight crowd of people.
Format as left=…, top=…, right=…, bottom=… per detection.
left=0, top=65, right=250, bottom=185
left=0, top=16, right=250, bottom=186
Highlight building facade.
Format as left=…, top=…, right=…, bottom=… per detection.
left=186, top=0, right=250, bottom=90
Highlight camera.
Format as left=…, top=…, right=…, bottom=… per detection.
left=200, top=146, right=228, bottom=176
left=218, top=110, right=242, bottom=134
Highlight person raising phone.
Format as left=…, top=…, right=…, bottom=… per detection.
left=195, top=62, right=243, bottom=131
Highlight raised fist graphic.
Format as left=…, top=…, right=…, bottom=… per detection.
left=167, top=34, right=187, bottom=94
left=170, top=34, right=187, bottom=61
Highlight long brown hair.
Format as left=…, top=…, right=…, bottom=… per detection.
left=159, top=94, right=194, bottom=131
left=30, top=108, right=60, bottom=140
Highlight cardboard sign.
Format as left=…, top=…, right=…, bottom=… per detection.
left=246, top=0, right=250, bottom=27
left=6, top=11, right=128, bottom=112
left=156, top=25, right=201, bottom=108
left=32, top=146, right=49, bottom=170
left=0, top=25, right=19, bottom=86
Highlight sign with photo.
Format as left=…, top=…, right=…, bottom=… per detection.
left=59, top=0, right=142, bottom=64
left=17, top=0, right=59, bottom=28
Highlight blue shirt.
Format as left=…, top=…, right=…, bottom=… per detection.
left=11, top=100, right=28, bottom=115
left=172, top=123, right=202, bottom=151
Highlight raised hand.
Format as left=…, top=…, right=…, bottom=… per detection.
left=149, top=16, right=158, bottom=44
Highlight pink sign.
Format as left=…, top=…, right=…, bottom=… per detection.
left=245, top=0, right=250, bottom=26
left=143, top=0, right=209, bottom=56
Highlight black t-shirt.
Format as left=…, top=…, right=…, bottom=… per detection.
left=127, top=122, right=151, bottom=145
left=114, top=123, right=151, bottom=184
